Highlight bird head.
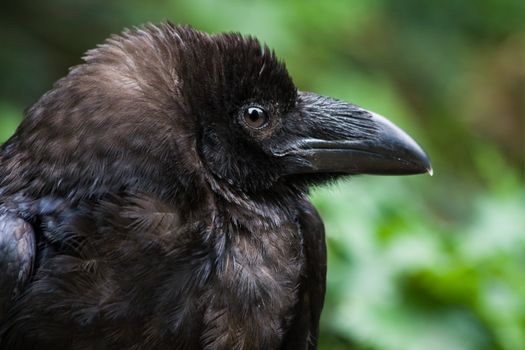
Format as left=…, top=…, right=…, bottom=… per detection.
left=12, top=23, right=430, bottom=202
left=169, top=25, right=432, bottom=194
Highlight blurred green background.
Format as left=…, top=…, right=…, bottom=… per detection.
left=1, top=1, right=524, bottom=349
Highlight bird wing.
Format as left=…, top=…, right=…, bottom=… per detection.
left=281, top=198, right=326, bottom=350
left=0, top=210, right=36, bottom=322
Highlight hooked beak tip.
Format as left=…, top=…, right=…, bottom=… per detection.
left=366, top=111, right=432, bottom=176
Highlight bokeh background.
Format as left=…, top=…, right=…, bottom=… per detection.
left=1, top=1, right=524, bottom=349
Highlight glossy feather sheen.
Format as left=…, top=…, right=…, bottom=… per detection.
left=0, top=23, right=326, bottom=350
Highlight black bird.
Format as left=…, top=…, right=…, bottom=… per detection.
left=0, top=24, right=431, bottom=350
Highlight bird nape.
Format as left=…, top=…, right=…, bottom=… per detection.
left=0, top=23, right=431, bottom=350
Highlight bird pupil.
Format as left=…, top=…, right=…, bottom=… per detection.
left=249, top=108, right=261, bottom=121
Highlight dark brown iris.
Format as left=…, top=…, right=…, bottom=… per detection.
left=243, top=107, right=269, bottom=129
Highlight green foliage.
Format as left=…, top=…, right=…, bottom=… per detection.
left=312, top=176, right=525, bottom=350
left=0, top=103, right=21, bottom=141
left=1, top=1, right=524, bottom=349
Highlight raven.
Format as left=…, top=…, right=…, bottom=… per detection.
left=0, top=23, right=431, bottom=350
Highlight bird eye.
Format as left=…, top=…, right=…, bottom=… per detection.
left=243, top=107, right=269, bottom=129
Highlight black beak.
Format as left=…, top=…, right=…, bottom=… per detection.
left=275, top=92, right=432, bottom=176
